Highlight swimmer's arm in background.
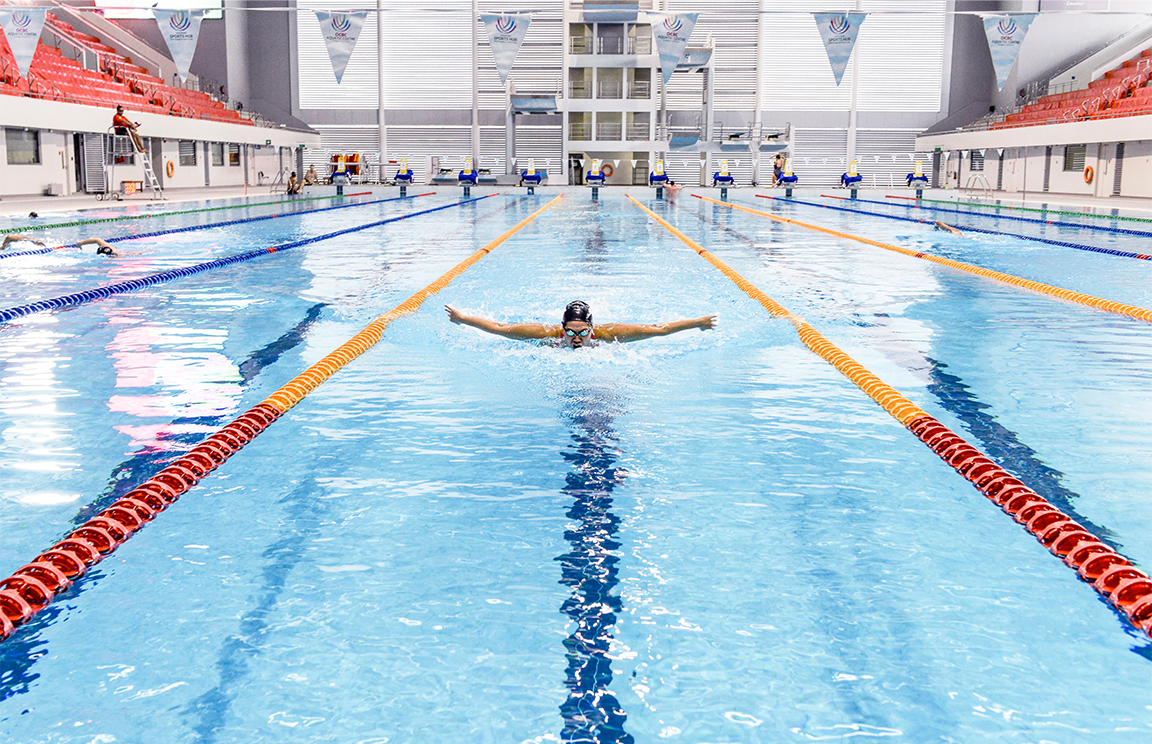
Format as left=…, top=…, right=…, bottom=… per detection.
left=444, top=305, right=559, bottom=340
left=2, top=234, right=48, bottom=249
left=598, top=314, right=717, bottom=342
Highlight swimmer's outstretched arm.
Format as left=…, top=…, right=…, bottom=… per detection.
left=597, top=315, right=717, bottom=343
left=445, top=305, right=559, bottom=340
left=3, top=234, right=47, bottom=249
left=933, top=221, right=963, bottom=237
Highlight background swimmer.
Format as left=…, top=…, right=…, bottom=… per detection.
left=445, top=300, right=716, bottom=349
left=934, top=221, right=963, bottom=236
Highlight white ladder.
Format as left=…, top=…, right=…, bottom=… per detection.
left=138, top=147, right=164, bottom=200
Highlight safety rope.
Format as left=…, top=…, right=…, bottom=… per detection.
left=0, top=194, right=563, bottom=644
left=4, top=192, right=370, bottom=234
left=701, top=195, right=1152, bottom=323
left=899, top=195, right=1152, bottom=225
left=0, top=193, right=433, bottom=261
left=0, top=195, right=488, bottom=324
left=769, top=195, right=1151, bottom=261
left=825, top=193, right=1152, bottom=239
left=628, top=193, right=1152, bottom=641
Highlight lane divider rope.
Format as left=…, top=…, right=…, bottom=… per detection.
left=0, top=194, right=563, bottom=644
left=698, top=195, right=1152, bottom=323
left=0, top=193, right=428, bottom=261
left=4, top=192, right=374, bottom=234
left=0, top=195, right=490, bottom=324
left=892, top=194, right=1152, bottom=225
left=627, top=193, right=1152, bottom=640
left=768, top=195, right=1151, bottom=261
left=821, top=193, right=1152, bottom=240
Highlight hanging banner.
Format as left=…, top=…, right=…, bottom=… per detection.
left=152, top=9, right=205, bottom=83
left=812, top=12, right=866, bottom=86
left=0, top=8, right=48, bottom=79
left=314, top=10, right=369, bottom=84
left=982, top=14, right=1037, bottom=90
left=652, top=13, right=699, bottom=85
left=480, top=13, right=532, bottom=86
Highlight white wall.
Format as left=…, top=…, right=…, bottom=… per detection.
left=1121, top=140, right=1152, bottom=198
left=0, top=129, right=71, bottom=197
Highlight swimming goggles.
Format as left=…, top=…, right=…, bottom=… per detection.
left=563, top=327, right=591, bottom=337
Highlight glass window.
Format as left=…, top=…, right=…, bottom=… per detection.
left=211, top=142, right=224, bottom=166
left=228, top=143, right=240, bottom=166
left=6, top=128, right=40, bottom=165
left=178, top=140, right=197, bottom=166
left=1063, top=145, right=1086, bottom=172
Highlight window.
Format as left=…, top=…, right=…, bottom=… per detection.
left=970, top=150, right=984, bottom=172
left=228, top=143, right=241, bottom=166
left=178, top=140, right=197, bottom=166
left=211, top=142, right=224, bottom=166
left=1064, top=144, right=1086, bottom=172
left=6, top=128, right=40, bottom=165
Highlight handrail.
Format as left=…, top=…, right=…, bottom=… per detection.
left=964, top=173, right=991, bottom=200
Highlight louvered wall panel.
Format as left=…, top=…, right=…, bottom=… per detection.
left=854, top=128, right=931, bottom=187
left=297, top=0, right=379, bottom=109
left=666, top=0, right=758, bottom=112
left=709, top=156, right=754, bottom=186
left=384, top=125, right=473, bottom=183
left=791, top=128, right=849, bottom=186
left=303, top=125, right=383, bottom=175
left=380, top=0, right=473, bottom=109
left=662, top=155, right=703, bottom=186
left=477, top=0, right=563, bottom=109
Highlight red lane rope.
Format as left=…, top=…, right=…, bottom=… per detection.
left=906, top=414, right=1152, bottom=638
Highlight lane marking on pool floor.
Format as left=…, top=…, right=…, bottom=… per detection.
left=627, top=193, right=1152, bottom=641
left=0, top=195, right=486, bottom=324
left=694, top=194, right=1152, bottom=323
left=0, top=193, right=563, bottom=644
left=0, top=192, right=432, bottom=261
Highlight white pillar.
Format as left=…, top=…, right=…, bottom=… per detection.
left=472, top=0, right=480, bottom=163
left=846, top=0, right=861, bottom=166
left=377, top=0, right=387, bottom=180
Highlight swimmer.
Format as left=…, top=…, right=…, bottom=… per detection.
left=665, top=180, right=683, bottom=200
left=2, top=234, right=48, bottom=250
left=445, top=300, right=716, bottom=349
left=933, top=221, right=963, bottom=237
left=77, top=237, right=120, bottom=256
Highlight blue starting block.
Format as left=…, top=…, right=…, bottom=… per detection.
left=841, top=173, right=863, bottom=188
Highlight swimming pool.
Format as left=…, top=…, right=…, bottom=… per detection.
left=1, top=188, right=1149, bottom=742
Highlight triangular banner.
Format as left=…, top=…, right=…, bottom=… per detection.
left=480, top=14, right=532, bottom=86
left=613, top=159, right=621, bottom=167
left=982, top=14, right=1037, bottom=90
left=0, top=8, right=48, bottom=79
left=652, top=13, right=700, bottom=84
left=812, top=12, right=866, bottom=86
left=153, top=9, right=205, bottom=83
left=314, top=10, right=369, bottom=85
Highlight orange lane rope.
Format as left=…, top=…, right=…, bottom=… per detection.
left=627, top=194, right=1152, bottom=640
left=693, top=194, right=1152, bottom=325
left=0, top=194, right=564, bottom=644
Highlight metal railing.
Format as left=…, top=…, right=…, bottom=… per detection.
left=569, top=122, right=591, bottom=141
left=627, top=123, right=650, bottom=141
left=569, top=81, right=591, bottom=99
left=597, top=37, right=624, bottom=55
left=596, top=122, right=623, bottom=140
left=628, top=80, right=650, bottom=99
left=570, top=36, right=592, bottom=54
left=627, top=36, right=652, bottom=55
left=597, top=80, right=623, bottom=99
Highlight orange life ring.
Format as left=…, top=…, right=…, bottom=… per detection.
left=165, top=161, right=175, bottom=178
left=1083, top=165, right=1093, bottom=184
left=601, top=163, right=614, bottom=178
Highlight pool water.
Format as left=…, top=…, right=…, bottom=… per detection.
left=0, top=189, right=1150, bottom=743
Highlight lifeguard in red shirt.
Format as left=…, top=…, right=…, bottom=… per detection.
left=112, top=105, right=145, bottom=153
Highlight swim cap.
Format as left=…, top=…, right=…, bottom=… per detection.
left=563, top=300, right=592, bottom=326
left=97, top=245, right=113, bottom=255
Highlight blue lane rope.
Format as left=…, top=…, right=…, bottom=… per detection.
left=0, top=193, right=430, bottom=261
left=836, top=194, right=1152, bottom=238
left=0, top=195, right=497, bottom=324
left=773, top=197, right=1152, bottom=261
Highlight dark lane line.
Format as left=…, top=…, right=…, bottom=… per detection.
left=556, top=390, right=634, bottom=744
